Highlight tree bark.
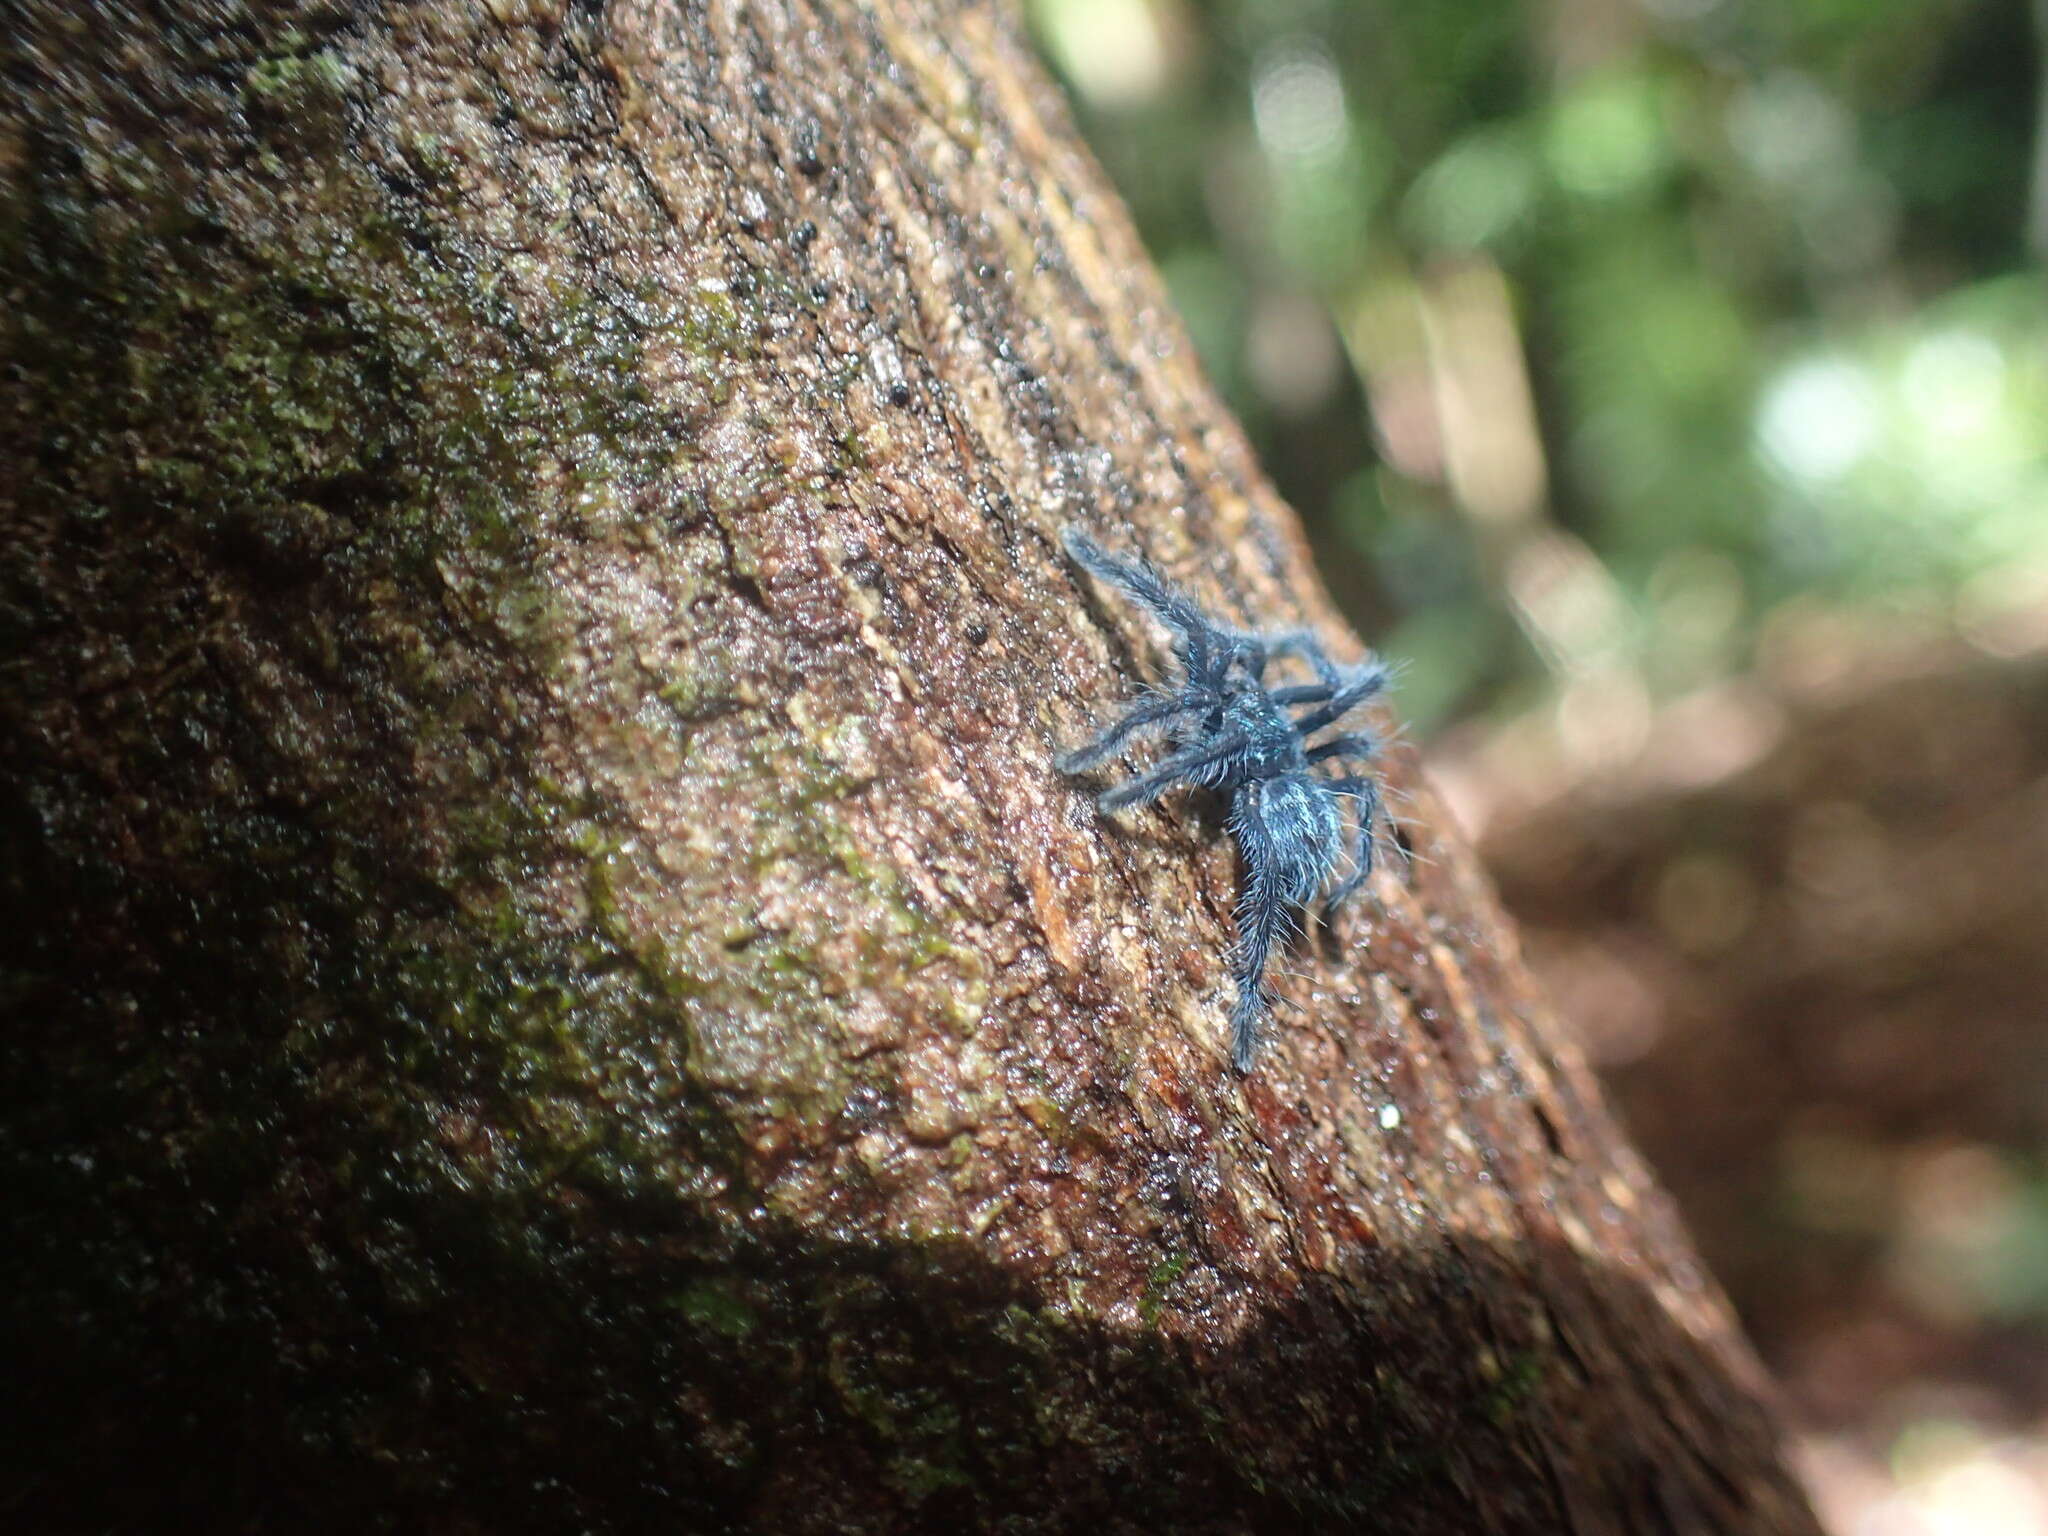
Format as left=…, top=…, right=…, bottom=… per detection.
left=1, top=1, right=1821, bottom=1530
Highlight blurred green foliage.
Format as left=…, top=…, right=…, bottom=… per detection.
left=1030, top=0, right=2046, bottom=731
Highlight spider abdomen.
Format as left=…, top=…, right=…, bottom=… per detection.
left=1230, top=774, right=1343, bottom=905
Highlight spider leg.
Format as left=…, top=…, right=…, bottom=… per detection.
left=1319, top=773, right=1384, bottom=920
left=1065, top=528, right=1229, bottom=681
left=1306, top=730, right=1378, bottom=765
left=1226, top=822, right=1300, bottom=1072
left=1095, top=728, right=1251, bottom=813
left=1258, top=636, right=1388, bottom=715
left=1257, top=628, right=1345, bottom=687
left=1270, top=681, right=1334, bottom=707
left=1056, top=693, right=1204, bottom=774
left=1291, top=658, right=1392, bottom=735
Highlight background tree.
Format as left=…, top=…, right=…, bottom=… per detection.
left=3, top=1, right=1819, bottom=1530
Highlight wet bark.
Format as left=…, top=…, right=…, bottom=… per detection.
left=0, top=1, right=1820, bottom=1531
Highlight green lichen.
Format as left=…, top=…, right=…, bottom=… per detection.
left=1140, top=1250, right=1190, bottom=1325
left=244, top=45, right=356, bottom=107
left=1015, top=1093, right=1071, bottom=1141
left=668, top=1278, right=761, bottom=1338
left=1480, top=1346, right=1548, bottom=1427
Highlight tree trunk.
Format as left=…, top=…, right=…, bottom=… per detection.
left=0, top=1, right=1821, bottom=1530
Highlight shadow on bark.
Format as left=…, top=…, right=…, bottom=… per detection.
left=11, top=1183, right=1777, bottom=1535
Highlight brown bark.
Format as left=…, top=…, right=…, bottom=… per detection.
left=0, top=1, right=1820, bottom=1530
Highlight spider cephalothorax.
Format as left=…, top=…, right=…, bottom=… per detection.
left=1056, top=528, right=1394, bottom=1071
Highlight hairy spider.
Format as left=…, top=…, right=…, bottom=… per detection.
left=1056, top=528, right=1395, bottom=1072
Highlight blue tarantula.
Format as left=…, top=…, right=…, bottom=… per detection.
left=1056, top=528, right=1394, bottom=1072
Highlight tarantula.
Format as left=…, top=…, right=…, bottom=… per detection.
left=1056, top=528, right=1395, bottom=1072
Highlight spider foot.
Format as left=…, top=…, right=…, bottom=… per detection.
left=1229, top=989, right=1268, bottom=1073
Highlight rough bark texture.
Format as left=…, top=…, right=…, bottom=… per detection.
left=1, top=2, right=1821, bottom=1531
